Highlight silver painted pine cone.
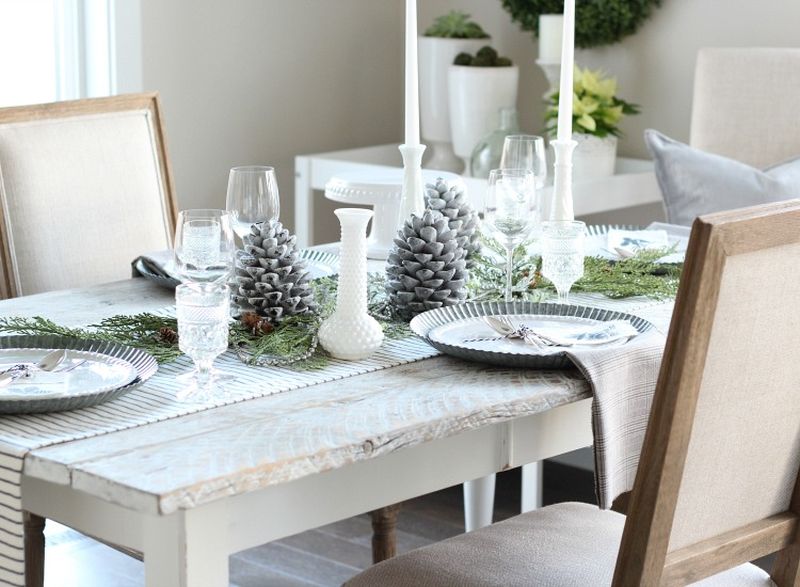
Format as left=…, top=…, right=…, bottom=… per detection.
left=232, top=221, right=316, bottom=324
left=425, top=178, right=481, bottom=267
left=385, top=209, right=468, bottom=320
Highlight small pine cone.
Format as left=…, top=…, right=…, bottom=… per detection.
left=159, top=326, right=178, bottom=344
left=240, top=312, right=274, bottom=336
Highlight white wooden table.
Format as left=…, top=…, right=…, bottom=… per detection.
left=1, top=278, right=673, bottom=586
left=294, top=143, right=660, bottom=247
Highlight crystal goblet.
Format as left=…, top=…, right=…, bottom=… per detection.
left=175, top=282, right=232, bottom=400
left=541, top=220, right=586, bottom=304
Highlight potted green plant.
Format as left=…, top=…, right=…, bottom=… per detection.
left=420, top=11, right=490, bottom=172
left=545, top=65, right=639, bottom=179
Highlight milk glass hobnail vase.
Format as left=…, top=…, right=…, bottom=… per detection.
left=318, top=209, right=384, bottom=360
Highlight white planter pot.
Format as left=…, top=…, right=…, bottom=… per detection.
left=419, top=36, right=487, bottom=171
left=572, top=134, right=618, bottom=180
left=448, top=65, right=519, bottom=174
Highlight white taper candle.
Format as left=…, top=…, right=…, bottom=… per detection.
left=556, top=0, right=575, bottom=143
left=404, top=0, right=420, bottom=147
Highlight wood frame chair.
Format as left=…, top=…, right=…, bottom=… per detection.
left=616, top=199, right=800, bottom=585
left=0, top=93, right=178, bottom=299
left=347, top=199, right=800, bottom=586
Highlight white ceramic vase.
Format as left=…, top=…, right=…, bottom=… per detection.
left=419, top=36, right=487, bottom=172
left=448, top=64, right=519, bottom=175
left=318, top=208, right=384, bottom=360
left=572, top=134, right=618, bottom=180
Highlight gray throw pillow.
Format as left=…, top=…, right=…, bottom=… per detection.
left=644, top=129, right=800, bottom=226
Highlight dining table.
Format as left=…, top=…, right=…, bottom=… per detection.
left=0, top=260, right=675, bottom=587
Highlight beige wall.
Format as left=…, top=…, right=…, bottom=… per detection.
left=140, top=0, right=404, bottom=240
left=141, top=0, right=800, bottom=241
left=423, top=0, right=800, bottom=160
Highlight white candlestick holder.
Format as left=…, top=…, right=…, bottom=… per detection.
left=397, top=143, right=427, bottom=226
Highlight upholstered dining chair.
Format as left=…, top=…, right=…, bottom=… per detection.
left=0, top=93, right=178, bottom=299
left=346, top=199, right=800, bottom=586
left=0, top=93, right=177, bottom=587
left=690, top=48, right=800, bottom=167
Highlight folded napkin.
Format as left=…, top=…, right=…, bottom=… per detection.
left=565, top=331, right=666, bottom=509
left=131, top=249, right=180, bottom=281
left=607, top=228, right=669, bottom=252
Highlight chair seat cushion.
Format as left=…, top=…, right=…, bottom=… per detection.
left=644, top=129, right=800, bottom=226
left=345, top=502, right=774, bottom=586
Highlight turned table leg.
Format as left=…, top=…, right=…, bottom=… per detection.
left=23, top=512, right=45, bottom=587
left=369, top=504, right=402, bottom=564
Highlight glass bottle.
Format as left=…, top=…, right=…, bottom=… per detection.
left=469, top=107, right=520, bottom=179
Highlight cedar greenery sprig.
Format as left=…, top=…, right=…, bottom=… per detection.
left=468, top=234, right=681, bottom=301
left=0, top=314, right=182, bottom=363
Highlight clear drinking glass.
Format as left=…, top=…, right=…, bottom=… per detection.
left=226, top=166, right=280, bottom=240
left=541, top=221, right=586, bottom=304
left=484, top=169, right=537, bottom=302
left=174, top=209, right=235, bottom=283
left=500, top=135, right=548, bottom=189
left=176, top=282, right=231, bottom=399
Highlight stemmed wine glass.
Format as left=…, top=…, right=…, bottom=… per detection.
left=484, top=169, right=537, bottom=302
left=501, top=135, right=548, bottom=189
left=174, top=209, right=236, bottom=284
left=225, top=166, right=281, bottom=240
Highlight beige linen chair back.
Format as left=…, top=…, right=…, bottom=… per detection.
left=690, top=48, right=800, bottom=168
left=615, top=200, right=800, bottom=585
left=0, top=93, right=178, bottom=298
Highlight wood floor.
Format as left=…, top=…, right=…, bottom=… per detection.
left=43, top=463, right=595, bottom=587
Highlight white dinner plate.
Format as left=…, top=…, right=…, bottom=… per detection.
left=428, top=314, right=638, bottom=355
left=0, top=349, right=138, bottom=401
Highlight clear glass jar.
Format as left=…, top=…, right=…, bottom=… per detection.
left=469, top=107, right=520, bottom=179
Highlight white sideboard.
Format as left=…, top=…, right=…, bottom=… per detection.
left=294, top=143, right=662, bottom=247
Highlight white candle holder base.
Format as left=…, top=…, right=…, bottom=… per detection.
left=397, top=143, right=427, bottom=226
left=550, top=139, right=578, bottom=221
left=318, top=208, right=384, bottom=360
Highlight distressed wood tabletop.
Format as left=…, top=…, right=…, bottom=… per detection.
left=1, top=277, right=674, bottom=516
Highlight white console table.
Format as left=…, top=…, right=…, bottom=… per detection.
left=294, top=143, right=661, bottom=247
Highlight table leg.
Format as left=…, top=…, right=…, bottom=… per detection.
left=23, top=512, right=45, bottom=587
left=521, top=461, right=544, bottom=513
left=369, top=504, right=402, bottom=563
left=463, top=475, right=495, bottom=531
left=143, top=502, right=229, bottom=587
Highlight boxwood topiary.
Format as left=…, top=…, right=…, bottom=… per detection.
left=501, top=0, right=662, bottom=49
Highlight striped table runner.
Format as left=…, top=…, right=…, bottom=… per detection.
left=0, top=333, right=438, bottom=585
